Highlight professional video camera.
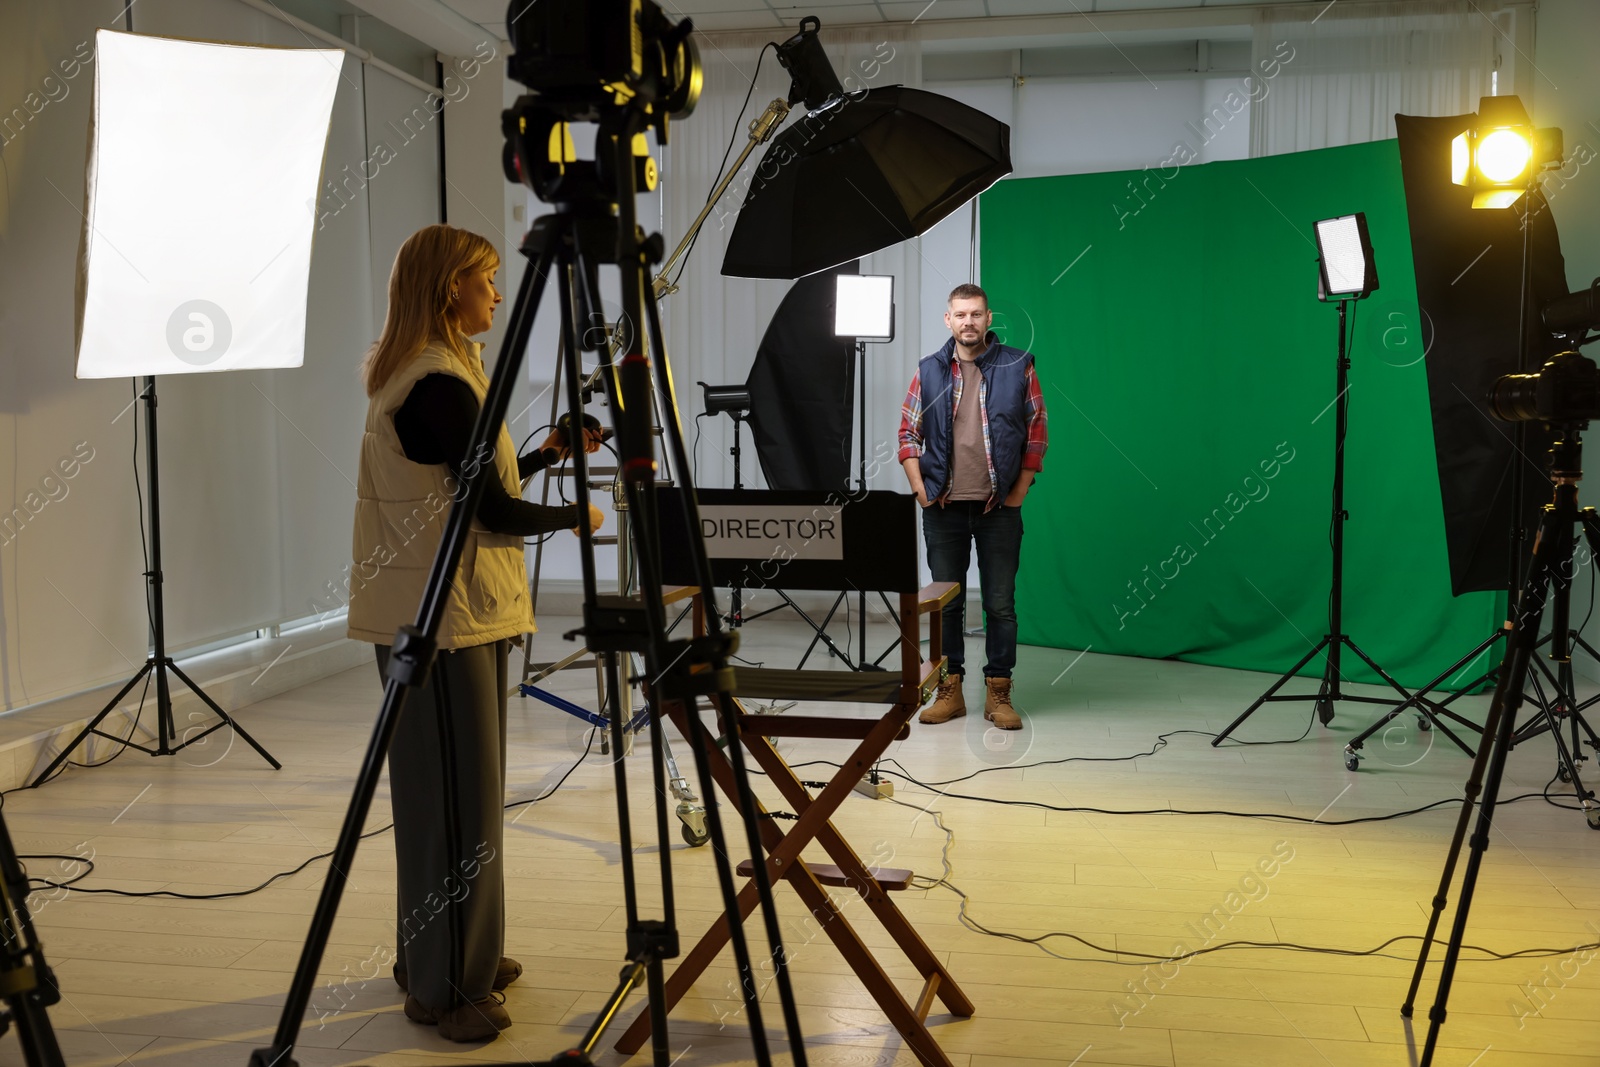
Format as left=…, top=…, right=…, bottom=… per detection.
left=1489, top=350, right=1600, bottom=424
left=1488, top=276, right=1600, bottom=424
left=502, top=0, right=701, bottom=203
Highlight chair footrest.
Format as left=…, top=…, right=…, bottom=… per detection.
left=733, top=667, right=902, bottom=703
left=741, top=715, right=910, bottom=741
left=736, top=859, right=914, bottom=891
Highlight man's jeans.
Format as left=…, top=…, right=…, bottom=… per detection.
left=921, top=500, right=1022, bottom=679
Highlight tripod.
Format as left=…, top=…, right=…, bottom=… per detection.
left=30, top=377, right=279, bottom=788
left=1214, top=299, right=1416, bottom=746
left=1406, top=422, right=1600, bottom=1067
left=0, top=805, right=65, bottom=1066
left=251, top=104, right=806, bottom=1067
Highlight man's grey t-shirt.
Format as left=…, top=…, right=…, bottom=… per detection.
left=947, top=359, right=991, bottom=502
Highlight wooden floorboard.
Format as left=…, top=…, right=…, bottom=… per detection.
left=2, top=616, right=1596, bottom=1066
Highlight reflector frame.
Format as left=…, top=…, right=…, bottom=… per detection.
left=75, top=29, right=342, bottom=379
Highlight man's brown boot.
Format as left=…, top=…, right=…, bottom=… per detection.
left=984, top=677, right=1022, bottom=730
left=920, top=673, right=966, bottom=724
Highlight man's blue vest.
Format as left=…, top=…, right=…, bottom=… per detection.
left=916, top=332, right=1034, bottom=503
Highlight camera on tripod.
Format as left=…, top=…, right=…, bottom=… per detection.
left=501, top=0, right=701, bottom=203
left=1489, top=350, right=1600, bottom=424
left=1488, top=276, right=1600, bottom=425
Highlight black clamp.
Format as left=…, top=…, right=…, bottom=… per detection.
left=385, top=625, right=437, bottom=688
left=626, top=918, right=679, bottom=962
left=654, top=632, right=740, bottom=703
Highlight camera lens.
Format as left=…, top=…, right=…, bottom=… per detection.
left=1488, top=373, right=1542, bottom=422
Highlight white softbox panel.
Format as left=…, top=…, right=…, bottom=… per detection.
left=75, top=29, right=342, bottom=378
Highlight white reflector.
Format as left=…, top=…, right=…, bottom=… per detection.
left=75, top=29, right=342, bottom=378
left=834, top=274, right=895, bottom=341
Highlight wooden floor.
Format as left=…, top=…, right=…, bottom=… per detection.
left=3, top=615, right=1598, bottom=1067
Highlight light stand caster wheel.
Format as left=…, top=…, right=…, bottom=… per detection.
left=1343, top=748, right=1361, bottom=772
left=1559, top=764, right=1573, bottom=784
left=680, top=823, right=709, bottom=847
left=1586, top=807, right=1600, bottom=831
left=1415, top=714, right=1431, bottom=732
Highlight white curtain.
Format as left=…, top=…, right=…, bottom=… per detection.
left=657, top=26, right=924, bottom=492
left=1251, top=0, right=1498, bottom=155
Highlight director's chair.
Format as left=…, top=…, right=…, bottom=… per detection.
left=616, top=489, right=974, bottom=1066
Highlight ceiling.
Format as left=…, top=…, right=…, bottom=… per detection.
left=440, top=0, right=1341, bottom=41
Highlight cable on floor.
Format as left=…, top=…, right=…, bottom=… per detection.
left=885, top=794, right=1600, bottom=968
left=15, top=728, right=599, bottom=902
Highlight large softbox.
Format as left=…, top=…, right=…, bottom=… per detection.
left=75, top=30, right=342, bottom=378
left=746, top=262, right=859, bottom=491
left=1396, top=114, right=1568, bottom=596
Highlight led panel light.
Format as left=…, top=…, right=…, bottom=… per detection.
left=1315, top=213, right=1378, bottom=301
left=834, top=274, right=895, bottom=341
left=75, top=29, right=342, bottom=378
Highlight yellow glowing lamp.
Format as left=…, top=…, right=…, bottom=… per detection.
left=1451, top=95, right=1562, bottom=209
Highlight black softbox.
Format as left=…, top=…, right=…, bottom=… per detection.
left=1397, top=113, right=1569, bottom=597
left=746, top=262, right=859, bottom=491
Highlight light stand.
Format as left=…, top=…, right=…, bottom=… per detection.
left=1214, top=215, right=1418, bottom=747
left=1346, top=100, right=1570, bottom=769
left=30, top=377, right=280, bottom=787
left=698, top=382, right=753, bottom=625
left=815, top=274, right=902, bottom=672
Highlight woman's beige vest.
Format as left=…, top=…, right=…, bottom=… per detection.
left=347, top=341, right=536, bottom=648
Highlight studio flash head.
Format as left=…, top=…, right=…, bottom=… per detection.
left=1488, top=350, right=1600, bottom=424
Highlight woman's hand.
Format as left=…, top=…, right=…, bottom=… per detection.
left=538, top=428, right=568, bottom=460
left=572, top=502, right=601, bottom=534
left=540, top=425, right=606, bottom=460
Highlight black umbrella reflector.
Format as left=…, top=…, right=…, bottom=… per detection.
left=746, top=262, right=860, bottom=491
left=1396, top=113, right=1568, bottom=597
left=723, top=86, right=1011, bottom=279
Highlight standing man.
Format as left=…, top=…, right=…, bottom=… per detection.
left=898, top=283, right=1047, bottom=730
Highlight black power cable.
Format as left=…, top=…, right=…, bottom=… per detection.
left=14, top=729, right=599, bottom=902
left=890, top=794, right=1599, bottom=969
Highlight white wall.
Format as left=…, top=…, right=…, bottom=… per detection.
left=0, top=0, right=468, bottom=713
left=6, top=0, right=1594, bottom=712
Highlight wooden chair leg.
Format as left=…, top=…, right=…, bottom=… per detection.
left=614, top=696, right=969, bottom=1067
left=744, top=710, right=975, bottom=1020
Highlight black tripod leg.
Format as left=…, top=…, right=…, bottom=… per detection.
left=567, top=225, right=780, bottom=1061
left=1528, top=668, right=1600, bottom=825
left=28, top=661, right=154, bottom=787
left=0, top=809, right=66, bottom=1067
left=1416, top=612, right=1539, bottom=1065
left=638, top=260, right=808, bottom=1064
left=166, top=662, right=281, bottom=769
left=1211, top=636, right=1329, bottom=746
left=643, top=681, right=676, bottom=1065
left=1414, top=483, right=1574, bottom=1065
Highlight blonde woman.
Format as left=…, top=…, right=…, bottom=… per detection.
left=348, top=224, right=602, bottom=1042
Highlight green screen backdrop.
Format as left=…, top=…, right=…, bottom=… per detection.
left=980, top=139, right=1501, bottom=688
